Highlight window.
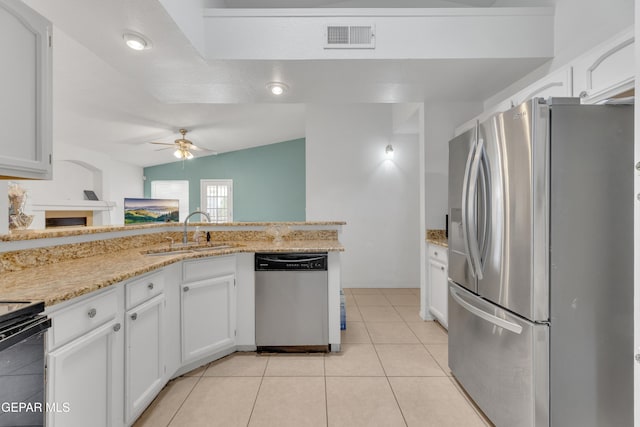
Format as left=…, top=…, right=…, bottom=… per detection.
left=200, top=179, right=233, bottom=223
left=151, top=180, right=189, bottom=221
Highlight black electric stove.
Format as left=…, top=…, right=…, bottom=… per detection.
left=0, top=301, right=49, bottom=352
left=0, top=300, right=50, bottom=427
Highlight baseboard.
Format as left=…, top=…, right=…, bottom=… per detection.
left=343, top=283, right=420, bottom=289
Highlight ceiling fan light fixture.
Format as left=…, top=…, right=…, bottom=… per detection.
left=174, top=147, right=194, bottom=160
left=123, top=31, right=151, bottom=51
left=267, top=82, right=288, bottom=96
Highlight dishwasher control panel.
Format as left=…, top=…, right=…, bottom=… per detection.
left=255, top=253, right=328, bottom=271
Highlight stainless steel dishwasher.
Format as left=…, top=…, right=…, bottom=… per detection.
left=255, top=253, right=328, bottom=352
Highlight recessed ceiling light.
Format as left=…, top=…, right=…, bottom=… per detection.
left=123, top=32, right=151, bottom=51
left=266, top=82, right=288, bottom=96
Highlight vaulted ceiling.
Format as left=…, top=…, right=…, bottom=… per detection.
left=24, top=0, right=554, bottom=167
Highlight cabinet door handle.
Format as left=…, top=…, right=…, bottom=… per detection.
left=113, top=323, right=121, bottom=332
left=434, top=251, right=438, bottom=256
left=131, top=313, right=138, bottom=321
left=441, top=266, right=445, bottom=271
left=148, top=283, right=154, bottom=290
left=183, top=286, right=190, bottom=292
left=87, top=308, right=97, bottom=318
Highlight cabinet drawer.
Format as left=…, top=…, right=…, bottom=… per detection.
left=49, top=289, right=118, bottom=350
left=428, top=245, right=448, bottom=263
left=183, top=255, right=236, bottom=283
left=126, top=271, right=165, bottom=309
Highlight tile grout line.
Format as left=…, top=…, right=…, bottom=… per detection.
left=349, top=291, right=408, bottom=425
left=447, top=375, right=495, bottom=426
left=164, top=367, right=206, bottom=427
left=392, top=302, right=423, bottom=345
left=411, top=310, right=491, bottom=425
left=422, top=342, right=449, bottom=376
left=245, top=356, right=270, bottom=427
left=368, top=320, right=410, bottom=427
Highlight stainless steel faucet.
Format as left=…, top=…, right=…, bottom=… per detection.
left=183, top=211, right=211, bottom=244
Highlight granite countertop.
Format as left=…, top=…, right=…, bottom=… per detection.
left=426, top=229, right=448, bottom=248
left=0, top=240, right=344, bottom=307
left=0, top=221, right=346, bottom=242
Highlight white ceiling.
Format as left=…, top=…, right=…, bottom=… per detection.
left=24, top=0, right=553, bottom=167
left=207, top=0, right=555, bottom=8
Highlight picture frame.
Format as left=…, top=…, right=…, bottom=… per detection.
left=124, top=198, right=180, bottom=224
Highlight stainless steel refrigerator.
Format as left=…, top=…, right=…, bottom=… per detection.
left=447, top=97, right=633, bottom=427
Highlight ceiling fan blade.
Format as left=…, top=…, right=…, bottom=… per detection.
left=150, top=141, right=175, bottom=146
left=154, top=147, right=174, bottom=151
left=189, top=144, right=218, bottom=155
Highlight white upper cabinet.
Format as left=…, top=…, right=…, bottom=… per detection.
left=455, top=66, right=573, bottom=137
left=455, top=27, right=633, bottom=136
left=572, top=28, right=634, bottom=104
left=0, top=0, right=52, bottom=179
left=511, top=66, right=573, bottom=106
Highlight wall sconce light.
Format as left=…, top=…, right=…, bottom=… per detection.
left=266, top=82, right=288, bottom=95
left=385, top=144, right=394, bottom=159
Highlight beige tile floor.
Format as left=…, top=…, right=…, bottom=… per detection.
left=134, top=288, right=493, bottom=427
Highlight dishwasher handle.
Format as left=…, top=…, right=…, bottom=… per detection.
left=255, top=253, right=328, bottom=271
left=257, top=255, right=326, bottom=263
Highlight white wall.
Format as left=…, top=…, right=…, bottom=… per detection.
left=424, top=101, right=482, bottom=230
left=201, top=8, right=553, bottom=61
left=19, top=142, right=144, bottom=226
left=553, top=0, right=634, bottom=64
left=306, top=104, right=420, bottom=288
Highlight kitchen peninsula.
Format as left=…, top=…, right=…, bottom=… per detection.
left=0, top=221, right=344, bottom=304
left=0, top=221, right=344, bottom=427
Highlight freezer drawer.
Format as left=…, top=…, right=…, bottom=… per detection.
left=448, top=282, right=549, bottom=427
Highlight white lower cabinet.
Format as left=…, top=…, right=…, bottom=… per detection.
left=46, top=255, right=240, bottom=426
left=125, top=294, right=165, bottom=424
left=47, top=302, right=124, bottom=427
left=181, top=274, right=236, bottom=362
left=427, top=244, right=448, bottom=329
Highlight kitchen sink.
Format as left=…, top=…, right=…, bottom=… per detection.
left=143, top=249, right=194, bottom=256
left=143, top=244, right=236, bottom=257
left=191, top=245, right=233, bottom=251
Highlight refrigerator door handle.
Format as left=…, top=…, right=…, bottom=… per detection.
left=461, top=124, right=478, bottom=276
left=467, top=136, right=484, bottom=280
left=450, top=286, right=523, bottom=335
left=478, top=149, right=491, bottom=274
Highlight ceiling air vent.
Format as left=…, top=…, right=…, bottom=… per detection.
left=324, top=25, right=375, bottom=49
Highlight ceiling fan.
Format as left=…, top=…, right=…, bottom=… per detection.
left=150, top=128, right=216, bottom=160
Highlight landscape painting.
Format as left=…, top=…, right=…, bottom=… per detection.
left=124, top=198, right=179, bottom=224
